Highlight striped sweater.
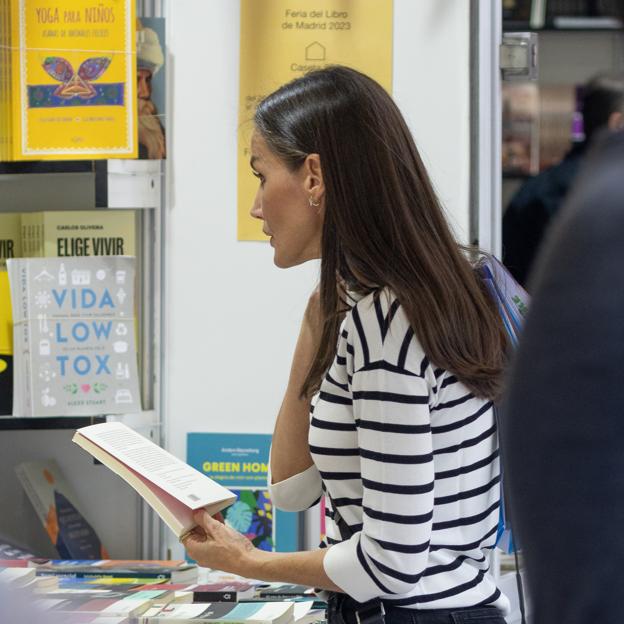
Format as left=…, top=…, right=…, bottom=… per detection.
left=269, top=289, right=509, bottom=613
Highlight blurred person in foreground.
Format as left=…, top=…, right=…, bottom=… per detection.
left=502, top=72, right=624, bottom=288
left=502, top=109, right=624, bottom=623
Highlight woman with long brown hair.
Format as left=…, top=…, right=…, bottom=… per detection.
left=184, top=66, right=509, bottom=623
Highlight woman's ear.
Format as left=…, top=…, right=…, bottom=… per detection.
left=303, top=153, right=325, bottom=204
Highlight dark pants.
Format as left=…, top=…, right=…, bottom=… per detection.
left=326, top=594, right=506, bottom=624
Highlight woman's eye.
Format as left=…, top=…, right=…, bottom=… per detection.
left=252, top=171, right=265, bottom=186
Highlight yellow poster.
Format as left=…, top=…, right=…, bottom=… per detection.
left=238, top=0, right=393, bottom=241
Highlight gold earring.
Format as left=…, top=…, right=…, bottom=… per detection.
left=309, top=196, right=320, bottom=207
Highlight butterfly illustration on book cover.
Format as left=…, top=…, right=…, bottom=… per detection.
left=42, top=56, right=112, bottom=99
left=28, top=56, right=125, bottom=108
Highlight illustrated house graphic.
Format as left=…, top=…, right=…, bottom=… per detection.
left=305, top=42, right=326, bottom=61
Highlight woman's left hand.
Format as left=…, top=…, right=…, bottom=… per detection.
left=182, top=510, right=256, bottom=574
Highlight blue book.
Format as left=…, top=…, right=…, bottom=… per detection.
left=15, top=460, right=108, bottom=560
left=477, top=255, right=530, bottom=554
left=187, top=433, right=300, bottom=553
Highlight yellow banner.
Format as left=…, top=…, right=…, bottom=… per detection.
left=238, top=0, right=393, bottom=241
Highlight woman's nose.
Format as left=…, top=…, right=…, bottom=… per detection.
left=250, top=195, right=263, bottom=220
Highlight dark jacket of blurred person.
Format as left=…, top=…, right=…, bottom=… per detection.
left=503, top=74, right=624, bottom=287
left=502, top=129, right=624, bottom=624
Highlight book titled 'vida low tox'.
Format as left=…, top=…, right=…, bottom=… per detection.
left=7, top=256, right=141, bottom=417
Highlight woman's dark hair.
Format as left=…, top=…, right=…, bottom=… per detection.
left=255, top=66, right=507, bottom=401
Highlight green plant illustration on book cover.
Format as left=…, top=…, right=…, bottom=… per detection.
left=225, top=489, right=274, bottom=551
left=187, top=433, right=300, bottom=553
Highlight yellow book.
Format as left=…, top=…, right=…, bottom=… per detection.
left=0, top=271, right=13, bottom=415
left=0, top=213, right=22, bottom=269
left=0, top=212, right=19, bottom=415
left=20, top=210, right=136, bottom=257
left=2, top=0, right=13, bottom=161
left=10, top=0, right=137, bottom=160
left=1, top=0, right=7, bottom=161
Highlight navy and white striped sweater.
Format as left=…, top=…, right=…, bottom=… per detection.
left=269, top=289, right=508, bottom=613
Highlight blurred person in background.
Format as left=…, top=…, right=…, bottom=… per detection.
left=502, top=72, right=624, bottom=288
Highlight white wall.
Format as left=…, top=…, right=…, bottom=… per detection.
left=393, top=1, right=470, bottom=241
left=166, top=0, right=470, bottom=555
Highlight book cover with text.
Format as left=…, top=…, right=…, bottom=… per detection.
left=21, top=210, right=136, bottom=258
left=7, top=256, right=141, bottom=416
left=9, top=0, right=137, bottom=160
left=187, top=433, right=300, bottom=553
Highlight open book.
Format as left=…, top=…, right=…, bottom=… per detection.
left=72, top=422, right=236, bottom=539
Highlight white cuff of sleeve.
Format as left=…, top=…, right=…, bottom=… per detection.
left=323, top=534, right=380, bottom=603
left=268, top=462, right=322, bottom=512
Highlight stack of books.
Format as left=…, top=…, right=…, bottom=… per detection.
left=36, top=559, right=201, bottom=584
left=1, top=424, right=325, bottom=622
left=0, top=0, right=137, bottom=161
left=0, top=210, right=136, bottom=417
left=0, top=558, right=324, bottom=623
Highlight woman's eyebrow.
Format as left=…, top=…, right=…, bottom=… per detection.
left=250, top=155, right=261, bottom=168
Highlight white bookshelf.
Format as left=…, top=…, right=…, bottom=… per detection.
left=0, top=0, right=168, bottom=560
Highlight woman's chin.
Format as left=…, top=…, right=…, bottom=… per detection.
left=273, top=253, right=294, bottom=269
left=273, top=248, right=302, bottom=269
left=272, top=243, right=319, bottom=269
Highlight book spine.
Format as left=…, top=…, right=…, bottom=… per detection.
left=33, top=213, right=43, bottom=258
left=36, top=570, right=171, bottom=580
left=20, top=215, right=28, bottom=259
left=9, top=0, right=20, bottom=161
left=9, top=259, right=31, bottom=416
left=0, top=0, right=6, bottom=162
left=24, top=260, right=32, bottom=416
left=192, top=591, right=239, bottom=603
left=7, top=0, right=13, bottom=162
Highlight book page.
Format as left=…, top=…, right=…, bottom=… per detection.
left=76, top=422, right=234, bottom=510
